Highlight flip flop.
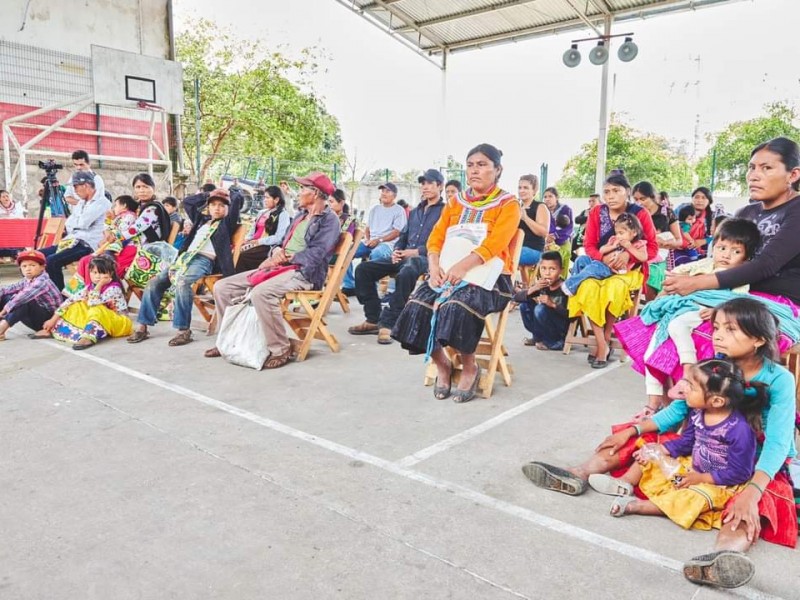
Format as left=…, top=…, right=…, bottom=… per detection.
left=28, top=332, right=52, bottom=339
left=588, top=473, right=634, bottom=496
left=453, top=365, right=481, bottom=403
left=521, top=462, right=588, bottom=496
left=610, top=496, right=637, bottom=517
left=683, top=551, right=755, bottom=589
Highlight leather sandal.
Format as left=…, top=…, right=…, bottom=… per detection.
left=453, top=366, right=481, bottom=404
left=204, top=347, right=221, bottom=358
left=168, top=330, right=193, bottom=346
left=72, top=338, right=96, bottom=351
left=264, top=350, right=292, bottom=369
left=521, top=462, right=588, bottom=496
left=126, top=330, right=150, bottom=344
left=683, top=551, right=755, bottom=589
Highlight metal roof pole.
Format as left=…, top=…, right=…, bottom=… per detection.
left=441, top=48, right=449, bottom=172
left=595, top=14, right=613, bottom=193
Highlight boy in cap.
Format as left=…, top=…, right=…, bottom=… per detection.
left=0, top=250, right=62, bottom=339
left=127, top=187, right=240, bottom=346
left=340, top=180, right=407, bottom=293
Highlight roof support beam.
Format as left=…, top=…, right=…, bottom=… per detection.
left=367, top=0, right=450, bottom=53
left=563, top=0, right=603, bottom=36
left=394, top=0, right=542, bottom=34
left=588, top=0, right=613, bottom=15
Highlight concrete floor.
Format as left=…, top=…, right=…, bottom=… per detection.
left=1, top=292, right=798, bottom=600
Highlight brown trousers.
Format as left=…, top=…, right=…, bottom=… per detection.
left=213, top=269, right=312, bottom=356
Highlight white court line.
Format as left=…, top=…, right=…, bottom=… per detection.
left=42, top=342, right=785, bottom=600
left=397, top=361, right=623, bottom=467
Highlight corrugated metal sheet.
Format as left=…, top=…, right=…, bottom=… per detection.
left=338, top=0, right=742, bottom=64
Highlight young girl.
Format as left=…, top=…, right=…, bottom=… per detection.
left=69, top=195, right=140, bottom=292
left=562, top=213, right=648, bottom=296
left=590, top=359, right=767, bottom=533
left=631, top=218, right=761, bottom=421
left=673, top=204, right=700, bottom=266
left=36, top=255, right=133, bottom=350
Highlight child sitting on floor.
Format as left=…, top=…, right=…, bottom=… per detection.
left=0, top=250, right=61, bottom=340
left=515, top=251, right=569, bottom=351
left=562, top=213, right=648, bottom=296
left=589, top=359, right=767, bottom=533
left=634, top=218, right=760, bottom=421
left=36, top=255, right=132, bottom=350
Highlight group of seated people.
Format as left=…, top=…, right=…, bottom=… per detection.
left=1, top=138, right=799, bottom=590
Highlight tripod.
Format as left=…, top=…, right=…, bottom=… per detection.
left=34, top=167, right=70, bottom=247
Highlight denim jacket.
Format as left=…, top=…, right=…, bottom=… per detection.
left=283, top=207, right=341, bottom=289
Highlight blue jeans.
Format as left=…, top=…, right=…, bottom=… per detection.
left=519, top=301, right=569, bottom=350
left=519, top=246, right=542, bottom=267
left=137, top=254, right=213, bottom=330
left=342, top=242, right=393, bottom=289
left=563, top=258, right=613, bottom=295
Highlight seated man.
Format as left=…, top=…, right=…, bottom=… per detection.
left=206, top=172, right=340, bottom=369
left=40, top=171, right=111, bottom=290
left=127, top=188, right=240, bottom=346
left=340, top=181, right=407, bottom=294
left=348, top=169, right=445, bottom=345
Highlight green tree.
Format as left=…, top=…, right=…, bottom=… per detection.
left=697, top=102, right=800, bottom=193
left=177, top=19, right=346, bottom=183
left=557, top=121, right=693, bottom=197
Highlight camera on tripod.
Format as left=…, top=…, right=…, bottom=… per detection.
left=38, top=159, right=63, bottom=175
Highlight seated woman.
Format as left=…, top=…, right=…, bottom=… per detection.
left=567, top=169, right=658, bottom=368
left=522, top=297, right=797, bottom=589
left=517, top=174, right=550, bottom=285
left=542, top=186, right=573, bottom=277
left=391, top=143, right=519, bottom=404
left=235, top=185, right=290, bottom=273
left=0, top=189, right=27, bottom=259
left=329, top=188, right=357, bottom=236
left=115, top=173, right=172, bottom=276
left=632, top=181, right=682, bottom=298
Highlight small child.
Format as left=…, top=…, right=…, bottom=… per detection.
left=590, top=359, right=767, bottom=533
left=516, top=251, right=569, bottom=351
left=634, top=218, right=761, bottom=421
left=562, top=213, right=648, bottom=296
left=163, top=196, right=183, bottom=229
left=0, top=250, right=61, bottom=339
left=36, top=255, right=133, bottom=350
left=127, top=188, right=240, bottom=347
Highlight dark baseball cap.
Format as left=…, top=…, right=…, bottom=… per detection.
left=207, top=188, right=230, bottom=205
left=378, top=182, right=398, bottom=195
left=70, top=170, right=96, bottom=186
left=417, top=169, right=444, bottom=185
left=294, top=172, right=336, bottom=196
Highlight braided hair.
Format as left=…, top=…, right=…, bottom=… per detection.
left=692, top=358, right=769, bottom=432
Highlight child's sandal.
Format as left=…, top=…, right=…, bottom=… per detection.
left=588, top=474, right=634, bottom=497
left=72, top=339, right=96, bottom=351
left=610, top=496, right=636, bottom=517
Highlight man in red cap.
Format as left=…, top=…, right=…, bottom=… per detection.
left=0, top=250, right=62, bottom=340
left=207, top=171, right=341, bottom=369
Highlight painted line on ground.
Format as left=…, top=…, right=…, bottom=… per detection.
left=43, top=342, right=785, bottom=600
left=396, top=360, right=623, bottom=467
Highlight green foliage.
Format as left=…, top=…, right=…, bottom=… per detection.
left=177, top=19, right=346, bottom=183
left=557, top=121, right=694, bottom=197
left=697, top=102, right=800, bottom=193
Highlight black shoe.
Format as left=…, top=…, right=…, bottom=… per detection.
left=341, top=287, right=357, bottom=297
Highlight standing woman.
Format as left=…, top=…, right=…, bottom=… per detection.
left=115, top=173, right=171, bottom=274
left=568, top=170, right=658, bottom=367
left=687, top=186, right=716, bottom=256
left=391, top=143, right=520, bottom=404
left=235, top=185, right=289, bottom=273
left=543, top=187, right=573, bottom=277
left=632, top=181, right=681, bottom=298
left=517, top=174, right=550, bottom=282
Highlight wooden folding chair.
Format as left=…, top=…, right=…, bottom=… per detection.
left=281, top=229, right=362, bottom=362
left=192, top=224, right=247, bottom=333
left=423, top=230, right=524, bottom=398
left=36, top=217, right=66, bottom=249
left=781, top=344, right=800, bottom=414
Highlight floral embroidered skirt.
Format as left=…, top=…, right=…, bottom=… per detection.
left=52, top=302, right=133, bottom=344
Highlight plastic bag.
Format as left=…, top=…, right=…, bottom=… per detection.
left=217, top=295, right=268, bottom=370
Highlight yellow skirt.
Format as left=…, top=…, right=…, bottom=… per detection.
left=55, top=302, right=133, bottom=342
left=567, top=269, right=643, bottom=326
left=638, top=456, right=744, bottom=530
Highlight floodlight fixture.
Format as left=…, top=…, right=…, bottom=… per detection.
left=589, top=41, right=609, bottom=65
left=618, top=37, right=639, bottom=62
left=562, top=44, right=581, bottom=68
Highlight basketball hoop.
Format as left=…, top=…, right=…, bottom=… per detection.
left=136, top=100, right=165, bottom=111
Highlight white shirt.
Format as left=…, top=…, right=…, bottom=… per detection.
left=64, top=195, right=112, bottom=250
left=186, top=223, right=217, bottom=259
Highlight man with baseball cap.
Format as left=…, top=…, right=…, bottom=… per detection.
left=348, top=168, right=445, bottom=343
left=39, top=170, right=111, bottom=290
left=340, top=180, right=407, bottom=294
left=206, top=171, right=340, bottom=369
left=128, top=187, right=241, bottom=347
left=0, top=250, right=62, bottom=340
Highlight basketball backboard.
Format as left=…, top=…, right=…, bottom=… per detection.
left=91, top=45, right=184, bottom=115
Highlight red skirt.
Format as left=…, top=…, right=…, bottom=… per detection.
left=724, top=470, right=797, bottom=548
left=609, top=421, right=680, bottom=500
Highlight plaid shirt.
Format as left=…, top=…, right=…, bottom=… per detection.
left=0, top=272, right=62, bottom=314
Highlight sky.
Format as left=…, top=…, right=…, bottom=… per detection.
left=173, top=0, right=800, bottom=187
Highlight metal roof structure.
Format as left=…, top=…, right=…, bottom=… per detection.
left=334, top=0, right=742, bottom=68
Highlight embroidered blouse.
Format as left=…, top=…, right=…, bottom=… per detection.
left=56, top=281, right=128, bottom=316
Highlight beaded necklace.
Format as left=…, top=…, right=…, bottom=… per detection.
left=455, top=185, right=514, bottom=224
